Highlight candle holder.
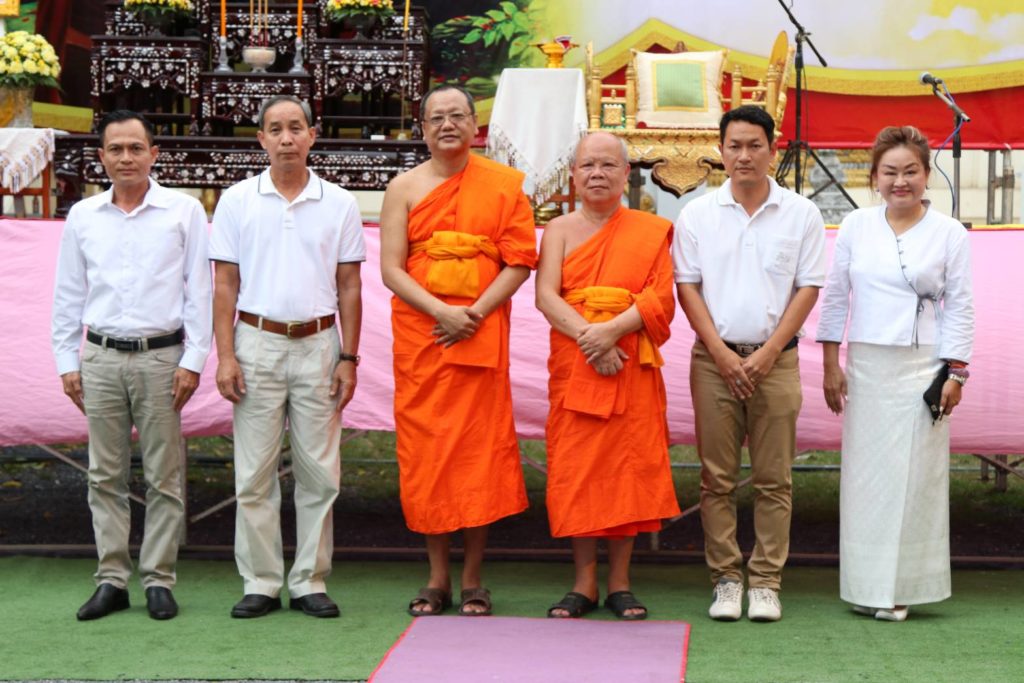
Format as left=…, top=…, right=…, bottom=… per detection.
left=289, top=36, right=307, bottom=75
left=214, top=35, right=233, bottom=73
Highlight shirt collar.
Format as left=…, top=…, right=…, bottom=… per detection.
left=100, top=177, right=171, bottom=212
left=257, top=168, right=324, bottom=203
left=717, top=176, right=783, bottom=209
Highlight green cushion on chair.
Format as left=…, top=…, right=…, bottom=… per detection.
left=654, top=62, right=707, bottom=110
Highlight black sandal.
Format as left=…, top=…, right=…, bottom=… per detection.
left=547, top=591, right=599, bottom=619
left=604, top=590, right=648, bottom=620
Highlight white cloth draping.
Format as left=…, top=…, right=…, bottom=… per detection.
left=486, top=68, right=588, bottom=204
left=0, top=128, right=55, bottom=193
left=839, top=342, right=951, bottom=608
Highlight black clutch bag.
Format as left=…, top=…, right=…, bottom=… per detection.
left=923, top=366, right=948, bottom=422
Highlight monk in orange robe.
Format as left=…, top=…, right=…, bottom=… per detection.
left=536, top=132, right=680, bottom=620
left=380, top=85, right=537, bottom=617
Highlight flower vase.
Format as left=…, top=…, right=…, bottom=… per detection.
left=342, top=13, right=379, bottom=41
left=0, top=87, right=35, bottom=128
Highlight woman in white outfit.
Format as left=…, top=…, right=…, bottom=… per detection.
left=817, top=126, right=974, bottom=622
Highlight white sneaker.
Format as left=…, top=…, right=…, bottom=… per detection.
left=747, top=587, right=782, bottom=622
left=708, top=580, right=743, bottom=621
left=852, top=605, right=877, bottom=616
left=874, top=606, right=908, bottom=622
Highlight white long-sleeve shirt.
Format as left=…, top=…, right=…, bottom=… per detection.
left=51, top=179, right=213, bottom=375
left=816, top=204, right=973, bottom=362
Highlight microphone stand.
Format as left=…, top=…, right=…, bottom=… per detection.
left=774, top=0, right=856, bottom=209
left=927, top=82, right=970, bottom=220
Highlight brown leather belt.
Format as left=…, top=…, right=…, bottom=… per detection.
left=238, top=311, right=335, bottom=339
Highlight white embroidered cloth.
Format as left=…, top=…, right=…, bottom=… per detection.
left=0, top=128, right=56, bottom=194
left=487, top=68, right=588, bottom=205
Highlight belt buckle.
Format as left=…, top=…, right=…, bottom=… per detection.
left=286, top=321, right=304, bottom=339
left=735, top=343, right=759, bottom=356
left=111, top=338, right=140, bottom=352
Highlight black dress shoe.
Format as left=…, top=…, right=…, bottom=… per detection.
left=230, top=594, right=282, bottom=618
left=76, top=583, right=130, bottom=621
left=145, top=586, right=178, bottom=620
left=290, top=592, right=340, bottom=618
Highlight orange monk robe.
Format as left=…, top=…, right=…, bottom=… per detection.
left=545, top=207, right=681, bottom=538
left=392, top=154, right=537, bottom=535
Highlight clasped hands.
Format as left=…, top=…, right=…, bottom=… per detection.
left=578, top=321, right=628, bottom=377
left=432, top=304, right=483, bottom=347
left=715, top=345, right=779, bottom=400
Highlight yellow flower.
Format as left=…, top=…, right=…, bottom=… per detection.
left=24, top=60, right=38, bottom=74
left=4, top=47, right=16, bottom=60
left=0, top=62, right=7, bottom=75
left=8, top=61, right=23, bottom=74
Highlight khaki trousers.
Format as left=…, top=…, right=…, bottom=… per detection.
left=80, top=343, right=185, bottom=590
left=232, top=323, right=341, bottom=598
left=690, top=342, right=802, bottom=590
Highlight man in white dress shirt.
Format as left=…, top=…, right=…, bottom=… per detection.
left=210, top=95, right=364, bottom=619
left=51, top=110, right=212, bottom=621
left=674, top=105, right=826, bottom=623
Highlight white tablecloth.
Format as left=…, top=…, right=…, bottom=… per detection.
left=0, top=128, right=55, bottom=194
left=486, top=68, right=588, bottom=204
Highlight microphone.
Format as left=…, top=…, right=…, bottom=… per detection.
left=920, top=72, right=943, bottom=86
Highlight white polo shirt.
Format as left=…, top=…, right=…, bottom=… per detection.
left=673, top=177, right=826, bottom=344
left=51, top=178, right=212, bottom=375
left=209, top=169, right=366, bottom=321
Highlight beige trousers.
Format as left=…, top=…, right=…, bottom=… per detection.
left=232, top=323, right=342, bottom=598
left=80, top=342, right=185, bottom=590
left=690, top=342, right=802, bottom=590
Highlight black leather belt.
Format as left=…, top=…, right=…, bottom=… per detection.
left=86, top=328, right=184, bottom=352
left=724, top=336, right=798, bottom=357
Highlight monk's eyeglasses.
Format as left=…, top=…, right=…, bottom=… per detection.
left=424, top=112, right=471, bottom=127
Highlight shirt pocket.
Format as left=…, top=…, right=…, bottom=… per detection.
left=763, top=236, right=801, bottom=278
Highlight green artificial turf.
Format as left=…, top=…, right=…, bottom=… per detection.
left=0, top=556, right=1019, bottom=682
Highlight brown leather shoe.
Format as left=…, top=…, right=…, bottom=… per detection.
left=76, top=583, right=130, bottom=621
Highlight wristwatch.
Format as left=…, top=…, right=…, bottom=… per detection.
left=339, top=352, right=360, bottom=366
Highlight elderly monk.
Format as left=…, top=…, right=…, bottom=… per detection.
left=380, top=84, right=537, bottom=616
left=536, top=132, right=680, bottom=620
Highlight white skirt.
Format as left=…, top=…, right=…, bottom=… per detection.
left=840, top=343, right=951, bottom=608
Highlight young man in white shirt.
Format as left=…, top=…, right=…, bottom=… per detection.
left=210, top=95, right=364, bottom=619
left=674, top=105, right=826, bottom=622
left=51, top=110, right=212, bottom=621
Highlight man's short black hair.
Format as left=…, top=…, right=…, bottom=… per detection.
left=422, top=83, right=476, bottom=118
left=98, top=110, right=155, bottom=146
left=719, top=105, right=775, bottom=145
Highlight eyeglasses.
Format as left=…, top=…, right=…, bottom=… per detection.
left=423, top=112, right=471, bottom=128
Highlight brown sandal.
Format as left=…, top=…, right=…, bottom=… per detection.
left=458, top=587, right=493, bottom=616
left=407, top=587, right=452, bottom=616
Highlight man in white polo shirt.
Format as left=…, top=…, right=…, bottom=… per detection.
left=674, top=105, right=826, bottom=623
left=52, top=110, right=212, bottom=621
left=210, top=95, right=364, bottom=619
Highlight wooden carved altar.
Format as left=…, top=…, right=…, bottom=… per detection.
left=55, top=1, right=431, bottom=216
